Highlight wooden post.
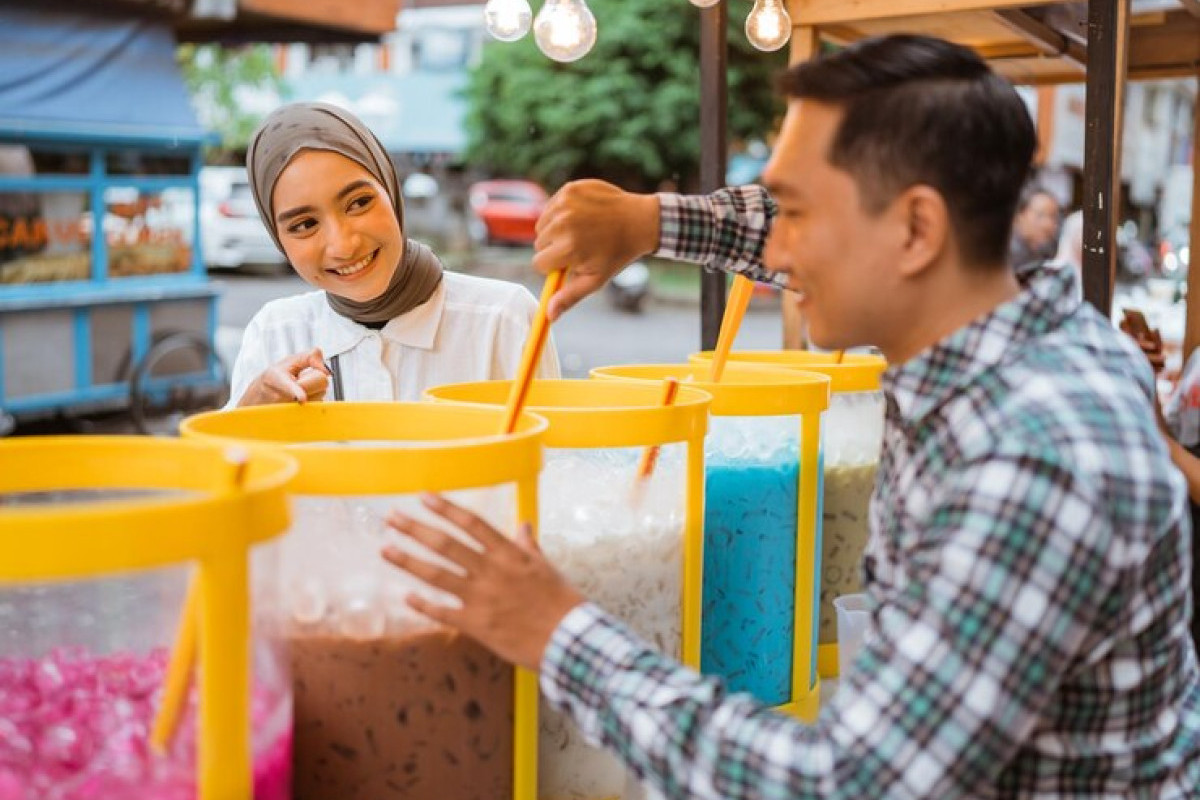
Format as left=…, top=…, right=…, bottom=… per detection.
left=1081, top=0, right=1130, bottom=316
left=699, top=2, right=729, bottom=351
left=1184, top=87, right=1200, bottom=361
left=781, top=25, right=820, bottom=350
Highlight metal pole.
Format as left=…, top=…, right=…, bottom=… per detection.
left=699, top=2, right=728, bottom=351
left=1081, top=0, right=1130, bottom=315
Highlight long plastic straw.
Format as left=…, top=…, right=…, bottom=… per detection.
left=501, top=269, right=565, bottom=434
left=636, top=378, right=681, bottom=479
left=708, top=275, right=755, bottom=383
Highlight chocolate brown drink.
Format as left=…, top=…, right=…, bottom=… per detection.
left=290, top=626, right=514, bottom=800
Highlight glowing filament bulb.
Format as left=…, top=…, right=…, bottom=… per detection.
left=484, top=0, right=533, bottom=42
left=745, top=0, right=791, bottom=52
left=534, top=0, right=598, bottom=63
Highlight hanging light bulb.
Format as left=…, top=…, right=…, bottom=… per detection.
left=484, top=0, right=533, bottom=42
left=534, top=0, right=598, bottom=63
left=745, top=0, right=791, bottom=52
left=688, top=0, right=722, bottom=8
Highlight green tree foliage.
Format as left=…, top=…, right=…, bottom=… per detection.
left=464, top=0, right=787, bottom=192
left=177, top=44, right=286, bottom=162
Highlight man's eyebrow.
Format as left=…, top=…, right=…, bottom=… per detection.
left=276, top=180, right=375, bottom=224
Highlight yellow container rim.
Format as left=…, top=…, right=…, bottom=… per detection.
left=425, top=379, right=711, bottom=448
left=590, top=362, right=830, bottom=416
left=689, top=350, right=886, bottom=393
left=181, top=401, right=547, bottom=495
left=0, top=436, right=296, bottom=581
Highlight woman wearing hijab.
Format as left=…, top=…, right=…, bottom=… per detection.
left=228, top=102, right=559, bottom=407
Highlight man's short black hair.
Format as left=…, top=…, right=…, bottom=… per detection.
left=778, top=35, right=1036, bottom=267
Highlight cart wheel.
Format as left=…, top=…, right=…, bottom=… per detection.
left=128, top=332, right=229, bottom=437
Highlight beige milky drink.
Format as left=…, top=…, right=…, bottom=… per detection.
left=818, top=462, right=877, bottom=643
left=290, top=627, right=513, bottom=800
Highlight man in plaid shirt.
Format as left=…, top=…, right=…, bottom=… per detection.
left=382, top=35, right=1200, bottom=796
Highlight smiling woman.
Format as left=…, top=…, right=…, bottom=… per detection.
left=227, top=102, right=559, bottom=408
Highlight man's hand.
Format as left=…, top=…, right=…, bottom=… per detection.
left=237, top=348, right=330, bottom=406
left=533, top=179, right=660, bottom=320
left=381, top=493, right=585, bottom=671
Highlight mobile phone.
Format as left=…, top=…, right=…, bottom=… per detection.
left=1122, top=308, right=1152, bottom=339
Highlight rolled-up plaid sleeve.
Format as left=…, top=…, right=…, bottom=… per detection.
left=655, top=186, right=786, bottom=288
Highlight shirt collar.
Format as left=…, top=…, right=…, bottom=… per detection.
left=882, top=259, right=1082, bottom=428
left=314, top=278, right=447, bottom=358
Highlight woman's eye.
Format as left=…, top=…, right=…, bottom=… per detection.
left=348, top=194, right=374, bottom=212
left=286, top=218, right=316, bottom=235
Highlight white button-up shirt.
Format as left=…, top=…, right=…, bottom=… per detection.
left=227, top=271, right=560, bottom=405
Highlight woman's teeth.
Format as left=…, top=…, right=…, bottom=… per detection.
left=332, top=251, right=375, bottom=276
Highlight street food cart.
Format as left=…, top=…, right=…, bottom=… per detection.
left=0, top=4, right=222, bottom=434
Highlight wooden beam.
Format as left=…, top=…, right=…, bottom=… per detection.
left=1128, top=11, right=1200, bottom=77
left=782, top=26, right=821, bottom=351
left=1081, top=0, right=1131, bottom=316
left=789, top=0, right=1059, bottom=27
left=975, top=41, right=1045, bottom=60
left=1183, top=91, right=1200, bottom=362
left=993, top=9, right=1087, bottom=71
left=1177, top=0, right=1200, bottom=20
left=238, top=0, right=400, bottom=35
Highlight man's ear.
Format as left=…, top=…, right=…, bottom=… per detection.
left=892, top=185, right=950, bottom=279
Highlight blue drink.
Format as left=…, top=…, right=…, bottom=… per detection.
left=700, top=457, right=800, bottom=705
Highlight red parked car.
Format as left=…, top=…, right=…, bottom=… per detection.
left=467, top=179, right=548, bottom=246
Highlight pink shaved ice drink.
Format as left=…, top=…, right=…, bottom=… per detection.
left=0, top=647, right=290, bottom=800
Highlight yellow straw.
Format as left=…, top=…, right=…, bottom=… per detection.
left=636, top=378, right=681, bottom=479
left=709, top=275, right=755, bottom=383
left=501, top=269, right=565, bottom=435
left=150, top=448, right=249, bottom=754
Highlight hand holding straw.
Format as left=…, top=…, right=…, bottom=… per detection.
left=501, top=269, right=564, bottom=435
left=709, top=275, right=755, bottom=383
left=151, top=448, right=249, bottom=754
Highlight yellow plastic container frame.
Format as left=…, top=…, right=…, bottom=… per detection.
left=689, top=349, right=886, bottom=394
left=691, top=350, right=885, bottom=680
left=590, top=363, right=830, bottom=722
left=180, top=401, right=548, bottom=800
left=425, top=379, right=711, bottom=800
left=425, top=379, right=712, bottom=669
left=0, top=436, right=296, bottom=800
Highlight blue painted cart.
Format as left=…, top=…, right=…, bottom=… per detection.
left=0, top=4, right=225, bottom=434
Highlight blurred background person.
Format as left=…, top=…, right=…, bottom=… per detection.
left=1009, top=182, right=1061, bottom=268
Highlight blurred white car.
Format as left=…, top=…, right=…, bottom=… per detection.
left=199, top=166, right=287, bottom=271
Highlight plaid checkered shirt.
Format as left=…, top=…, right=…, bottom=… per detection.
left=538, top=185, right=1200, bottom=798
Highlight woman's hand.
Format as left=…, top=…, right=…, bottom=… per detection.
left=236, top=348, right=330, bottom=406
left=381, top=493, right=585, bottom=671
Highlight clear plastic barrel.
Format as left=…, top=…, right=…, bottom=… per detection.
left=282, top=484, right=517, bottom=800
left=700, top=416, right=801, bottom=706
left=817, top=389, right=883, bottom=649
left=0, top=489, right=291, bottom=800
left=538, top=445, right=686, bottom=800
